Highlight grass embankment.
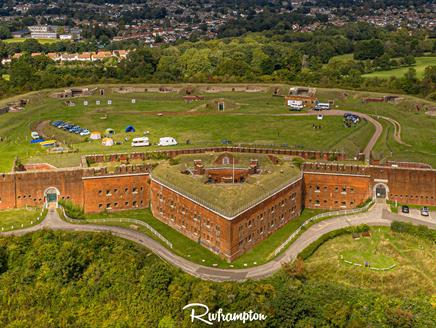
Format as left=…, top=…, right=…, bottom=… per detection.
left=0, top=207, right=45, bottom=231
left=304, top=226, right=436, bottom=297
left=64, top=206, right=324, bottom=268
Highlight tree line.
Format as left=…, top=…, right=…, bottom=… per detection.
left=0, top=23, right=434, bottom=99
left=0, top=230, right=434, bottom=327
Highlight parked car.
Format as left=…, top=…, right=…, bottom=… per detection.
left=420, top=207, right=430, bottom=217
left=80, top=129, right=90, bottom=136
left=401, top=205, right=409, bottom=214
left=31, top=131, right=40, bottom=139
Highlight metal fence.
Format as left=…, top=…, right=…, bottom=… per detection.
left=61, top=207, right=173, bottom=249
left=151, top=173, right=303, bottom=218
left=272, top=200, right=375, bottom=257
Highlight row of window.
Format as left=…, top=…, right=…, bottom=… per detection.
left=391, top=194, right=434, bottom=200
left=98, top=186, right=143, bottom=197
left=309, top=199, right=355, bottom=208
left=98, top=200, right=143, bottom=210
left=239, top=214, right=288, bottom=247
left=308, top=185, right=355, bottom=193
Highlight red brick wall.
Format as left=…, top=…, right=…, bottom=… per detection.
left=14, top=169, right=84, bottom=208
left=303, top=173, right=372, bottom=210
left=83, top=174, right=150, bottom=213
left=0, top=174, right=16, bottom=210
left=229, top=178, right=303, bottom=260
left=369, top=166, right=436, bottom=206
left=150, top=177, right=303, bottom=261
left=150, top=179, right=232, bottom=259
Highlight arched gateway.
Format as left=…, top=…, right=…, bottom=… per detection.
left=373, top=183, right=389, bottom=199
left=44, top=187, right=60, bottom=209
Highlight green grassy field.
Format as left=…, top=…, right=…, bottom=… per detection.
left=0, top=207, right=44, bottom=231
left=304, top=227, right=436, bottom=297
left=0, top=84, right=434, bottom=171
left=2, top=38, right=62, bottom=44
left=328, top=54, right=435, bottom=79
left=363, top=57, right=435, bottom=79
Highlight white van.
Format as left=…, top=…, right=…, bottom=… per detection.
left=158, top=137, right=177, bottom=146
left=315, top=102, right=330, bottom=110
left=131, top=137, right=150, bottom=147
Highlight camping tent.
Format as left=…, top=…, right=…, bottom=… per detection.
left=102, top=137, right=114, bottom=147
left=90, top=132, right=101, bottom=140
left=105, top=128, right=115, bottom=136
left=125, top=125, right=135, bottom=133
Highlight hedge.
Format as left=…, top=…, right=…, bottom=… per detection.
left=391, top=221, right=435, bottom=243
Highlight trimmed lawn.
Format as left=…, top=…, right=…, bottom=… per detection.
left=304, top=227, right=436, bottom=297
left=0, top=208, right=45, bottom=231
left=2, top=38, right=62, bottom=44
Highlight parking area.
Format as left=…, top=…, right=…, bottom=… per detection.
left=400, top=208, right=433, bottom=221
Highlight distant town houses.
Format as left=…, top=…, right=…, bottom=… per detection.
left=11, top=25, right=82, bottom=41
left=1, top=50, right=130, bottom=65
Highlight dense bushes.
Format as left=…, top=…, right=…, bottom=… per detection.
left=0, top=230, right=435, bottom=327
left=391, top=221, right=436, bottom=242
left=59, top=199, right=86, bottom=220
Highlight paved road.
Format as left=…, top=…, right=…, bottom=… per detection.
left=1, top=203, right=434, bottom=282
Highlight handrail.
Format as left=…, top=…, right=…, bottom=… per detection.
left=151, top=173, right=303, bottom=218
left=272, top=200, right=375, bottom=257
left=60, top=207, right=173, bottom=249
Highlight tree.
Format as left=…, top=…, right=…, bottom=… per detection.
left=0, top=25, right=11, bottom=40
left=354, top=39, right=384, bottom=60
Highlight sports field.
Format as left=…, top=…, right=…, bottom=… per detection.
left=0, top=84, right=434, bottom=171
left=2, top=38, right=62, bottom=44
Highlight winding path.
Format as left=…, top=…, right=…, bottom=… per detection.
left=1, top=203, right=434, bottom=282
left=375, top=115, right=411, bottom=146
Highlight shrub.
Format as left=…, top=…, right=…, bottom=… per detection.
left=59, top=199, right=86, bottom=220
left=391, top=221, right=435, bottom=242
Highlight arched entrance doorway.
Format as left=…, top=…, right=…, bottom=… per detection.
left=373, top=183, right=389, bottom=199
left=44, top=187, right=60, bottom=209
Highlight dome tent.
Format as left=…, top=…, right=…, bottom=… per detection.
left=102, top=137, right=114, bottom=147
left=105, top=128, right=115, bottom=136
left=90, top=131, right=101, bottom=140
left=125, top=125, right=135, bottom=133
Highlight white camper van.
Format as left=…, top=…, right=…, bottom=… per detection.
left=158, top=137, right=177, bottom=146
left=315, top=102, right=330, bottom=110
left=131, top=137, right=150, bottom=147
left=287, top=99, right=304, bottom=111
